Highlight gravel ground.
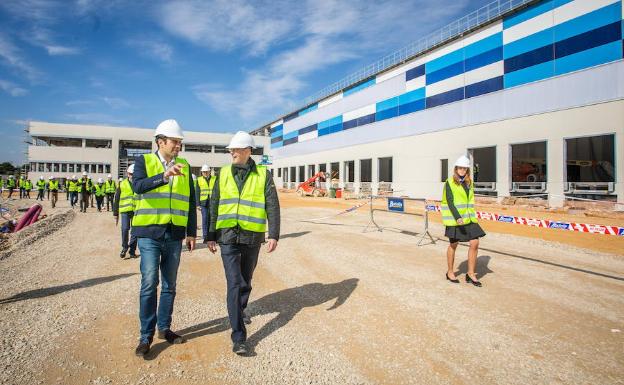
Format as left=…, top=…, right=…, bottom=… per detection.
left=0, top=195, right=622, bottom=385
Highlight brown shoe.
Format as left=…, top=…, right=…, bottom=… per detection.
left=157, top=329, right=185, bottom=344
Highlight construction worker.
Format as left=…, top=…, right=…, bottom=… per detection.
left=113, top=165, right=137, bottom=258
left=46, top=176, right=51, bottom=200
left=196, top=164, right=216, bottom=243
left=78, top=171, right=91, bottom=213
left=69, top=175, right=79, bottom=208
left=442, top=155, right=486, bottom=287
left=18, top=175, right=25, bottom=199
left=207, top=131, right=280, bottom=356
left=131, top=119, right=197, bottom=357
left=88, top=175, right=96, bottom=208
left=23, top=178, right=32, bottom=199
left=48, top=176, right=59, bottom=208
left=94, top=178, right=106, bottom=211
left=105, top=174, right=116, bottom=211
left=6, top=175, right=16, bottom=198
left=36, top=176, right=46, bottom=201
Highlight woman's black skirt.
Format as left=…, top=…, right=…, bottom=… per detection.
left=445, top=222, right=486, bottom=243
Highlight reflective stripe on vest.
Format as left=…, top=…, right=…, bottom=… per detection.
left=37, top=180, right=45, bottom=190
left=132, top=154, right=191, bottom=227
left=49, top=180, right=59, bottom=191
left=197, top=176, right=216, bottom=205
left=94, top=184, right=106, bottom=197
left=441, top=177, right=478, bottom=227
left=68, top=181, right=77, bottom=192
left=104, top=180, right=116, bottom=194
left=118, top=178, right=135, bottom=213
left=216, top=164, right=267, bottom=233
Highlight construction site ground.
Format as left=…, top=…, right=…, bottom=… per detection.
left=0, top=192, right=622, bottom=385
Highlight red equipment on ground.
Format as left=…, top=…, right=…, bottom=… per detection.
left=296, top=172, right=328, bottom=197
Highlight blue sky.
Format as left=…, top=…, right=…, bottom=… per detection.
left=0, top=0, right=492, bottom=165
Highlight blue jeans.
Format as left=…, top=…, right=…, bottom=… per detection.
left=220, top=243, right=260, bottom=342
left=200, top=206, right=209, bottom=239
left=137, top=231, right=183, bottom=343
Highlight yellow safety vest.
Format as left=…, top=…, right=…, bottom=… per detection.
left=104, top=180, right=116, bottom=194
left=441, top=177, right=478, bottom=227
left=216, top=164, right=267, bottom=233
left=132, top=154, right=191, bottom=227
left=118, top=179, right=135, bottom=213
left=197, top=176, right=216, bottom=205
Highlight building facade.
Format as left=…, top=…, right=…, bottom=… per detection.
left=27, top=121, right=270, bottom=183
left=257, top=0, right=624, bottom=206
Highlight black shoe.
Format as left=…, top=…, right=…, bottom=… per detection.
left=466, top=274, right=482, bottom=287
left=135, top=338, right=152, bottom=357
left=157, top=329, right=185, bottom=344
left=202, top=238, right=208, bottom=244
left=232, top=341, right=250, bottom=355
left=129, top=252, right=138, bottom=258
left=119, top=249, right=127, bottom=258
left=446, top=273, right=459, bottom=283
left=243, top=312, right=251, bottom=325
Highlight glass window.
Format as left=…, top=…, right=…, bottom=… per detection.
left=360, top=159, right=372, bottom=183
left=440, top=159, right=448, bottom=182
left=378, top=157, right=393, bottom=182
left=61, top=163, right=67, bottom=172
left=566, top=134, right=615, bottom=182
left=511, top=142, right=546, bottom=183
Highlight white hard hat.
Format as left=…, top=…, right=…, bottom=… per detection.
left=49, top=175, right=54, bottom=179
left=39, top=176, right=44, bottom=180
left=154, top=119, right=184, bottom=139
left=200, top=164, right=210, bottom=172
left=82, top=171, right=87, bottom=176
left=9, top=175, right=14, bottom=178
left=226, top=131, right=256, bottom=149
left=98, top=178, right=104, bottom=183
left=127, top=164, right=135, bottom=174
left=72, top=175, right=77, bottom=180
left=107, top=174, right=112, bottom=178
left=454, top=155, right=471, bottom=168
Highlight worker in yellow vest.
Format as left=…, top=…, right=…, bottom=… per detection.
left=6, top=175, right=16, bottom=199
left=131, top=119, right=197, bottom=357
left=113, top=165, right=137, bottom=258
left=48, top=176, right=59, bottom=208
left=207, top=131, right=280, bottom=356
left=68, top=175, right=79, bottom=208
left=104, top=174, right=117, bottom=211
left=23, top=179, right=32, bottom=199
left=94, top=178, right=106, bottom=212
left=196, top=164, right=217, bottom=243
left=36, top=176, right=46, bottom=201
left=442, top=155, right=486, bottom=287
left=18, top=175, right=25, bottom=199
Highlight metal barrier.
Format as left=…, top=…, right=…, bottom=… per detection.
left=565, top=182, right=615, bottom=194
left=474, top=182, right=496, bottom=192
left=364, top=195, right=436, bottom=246
left=511, top=182, right=547, bottom=193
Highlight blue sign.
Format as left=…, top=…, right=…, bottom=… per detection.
left=425, top=204, right=437, bottom=211
left=549, top=221, right=571, bottom=230
left=619, top=228, right=624, bottom=236
left=497, top=215, right=514, bottom=223
left=388, top=198, right=404, bottom=212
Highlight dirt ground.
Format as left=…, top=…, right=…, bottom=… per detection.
left=0, top=192, right=622, bottom=385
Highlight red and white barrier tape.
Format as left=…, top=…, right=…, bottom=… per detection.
left=303, top=200, right=370, bottom=222
left=425, top=204, right=624, bottom=236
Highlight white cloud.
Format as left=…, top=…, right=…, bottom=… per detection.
left=188, top=0, right=472, bottom=126
left=101, top=97, right=130, bottom=109
left=0, top=79, right=28, bottom=97
left=0, top=34, right=42, bottom=82
left=65, top=99, right=96, bottom=106
left=125, top=38, right=174, bottom=63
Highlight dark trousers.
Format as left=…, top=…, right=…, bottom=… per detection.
left=36, top=189, right=45, bottom=201
left=70, top=192, right=78, bottom=207
left=220, top=243, right=260, bottom=343
left=7, top=188, right=14, bottom=198
left=50, top=191, right=58, bottom=208
left=96, top=195, right=104, bottom=211
left=19, top=188, right=24, bottom=199
left=106, top=193, right=114, bottom=211
left=121, top=212, right=137, bottom=253
left=80, top=192, right=89, bottom=212
left=47, top=189, right=50, bottom=200
left=200, top=205, right=209, bottom=240
left=24, top=190, right=31, bottom=198
left=66, top=190, right=70, bottom=200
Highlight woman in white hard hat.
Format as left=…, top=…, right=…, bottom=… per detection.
left=441, top=155, right=486, bottom=287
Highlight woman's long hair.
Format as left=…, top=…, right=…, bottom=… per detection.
left=452, top=166, right=472, bottom=186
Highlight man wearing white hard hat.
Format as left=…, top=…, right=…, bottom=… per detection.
left=206, top=130, right=280, bottom=356
left=94, top=177, right=106, bottom=212
left=196, top=164, right=216, bottom=243
left=36, top=175, right=46, bottom=201
left=131, top=119, right=197, bottom=357
left=105, top=173, right=117, bottom=212
left=48, top=176, right=59, bottom=208
left=69, top=175, right=78, bottom=208
left=114, top=164, right=138, bottom=258
left=6, top=175, right=16, bottom=199
left=441, top=155, right=486, bottom=287
left=77, top=171, right=91, bottom=213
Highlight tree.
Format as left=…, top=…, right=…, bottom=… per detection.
left=0, top=162, right=17, bottom=175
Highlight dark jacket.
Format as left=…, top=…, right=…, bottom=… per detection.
left=207, top=158, right=280, bottom=245
left=444, top=180, right=471, bottom=221
left=131, top=153, right=197, bottom=241
left=112, top=178, right=133, bottom=217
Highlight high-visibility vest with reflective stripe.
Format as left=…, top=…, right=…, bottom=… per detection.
left=197, top=176, right=216, bottom=205
left=7, top=179, right=16, bottom=188
left=37, top=180, right=46, bottom=190
left=132, top=154, right=191, bottom=227
left=49, top=180, right=59, bottom=191
left=68, top=180, right=77, bottom=192
left=104, top=180, right=116, bottom=194
left=118, top=179, right=135, bottom=213
left=24, top=181, right=32, bottom=190
left=18, top=179, right=24, bottom=188
left=441, top=177, right=478, bottom=227
left=216, top=164, right=267, bottom=233
left=94, top=183, right=106, bottom=197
